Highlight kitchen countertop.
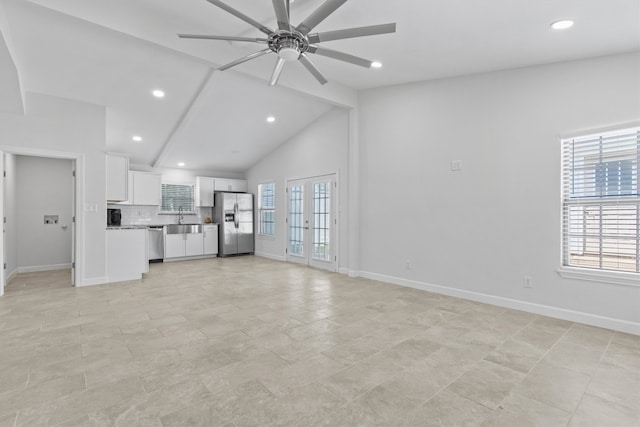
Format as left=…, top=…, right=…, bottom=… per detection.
left=106, top=225, right=149, bottom=230
left=107, top=223, right=218, bottom=230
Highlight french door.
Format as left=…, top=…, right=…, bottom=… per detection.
left=286, top=174, right=337, bottom=271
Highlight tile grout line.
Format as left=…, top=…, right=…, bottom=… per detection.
left=564, top=331, right=617, bottom=425
left=509, top=321, right=593, bottom=420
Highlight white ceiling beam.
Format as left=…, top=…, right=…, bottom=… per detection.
left=151, top=68, right=216, bottom=169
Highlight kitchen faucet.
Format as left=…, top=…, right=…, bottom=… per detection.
left=178, top=206, right=184, bottom=224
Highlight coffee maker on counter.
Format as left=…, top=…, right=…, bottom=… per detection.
left=107, top=208, right=122, bottom=226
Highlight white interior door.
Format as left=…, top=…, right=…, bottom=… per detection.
left=71, top=161, right=76, bottom=286
left=0, top=150, right=4, bottom=296
left=286, top=174, right=337, bottom=272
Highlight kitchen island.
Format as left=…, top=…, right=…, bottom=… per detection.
left=106, top=227, right=147, bottom=283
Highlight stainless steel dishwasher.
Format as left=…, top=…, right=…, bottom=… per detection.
left=148, top=226, right=164, bottom=262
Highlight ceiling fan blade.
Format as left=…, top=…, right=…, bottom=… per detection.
left=298, top=53, right=328, bottom=85
left=296, top=0, right=348, bottom=35
left=269, top=57, right=286, bottom=86
left=218, top=48, right=272, bottom=71
left=308, top=23, right=396, bottom=44
left=205, top=0, right=273, bottom=35
left=272, top=0, right=291, bottom=31
left=307, top=45, right=372, bottom=68
left=178, top=34, right=268, bottom=43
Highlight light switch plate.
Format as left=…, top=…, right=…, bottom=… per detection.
left=451, top=160, right=462, bottom=171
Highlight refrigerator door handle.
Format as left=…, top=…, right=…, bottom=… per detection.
left=234, top=202, right=239, bottom=229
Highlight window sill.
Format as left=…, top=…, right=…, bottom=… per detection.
left=557, top=266, right=639, bottom=287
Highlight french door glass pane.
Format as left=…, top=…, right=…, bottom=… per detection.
left=312, top=181, right=331, bottom=261
left=289, top=185, right=304, bottom=256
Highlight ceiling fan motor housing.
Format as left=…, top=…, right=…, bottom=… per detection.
left=269, top=30, right=309, bottom=61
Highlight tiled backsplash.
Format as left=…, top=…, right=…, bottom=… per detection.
left=107, top=204, right=214, bottom=226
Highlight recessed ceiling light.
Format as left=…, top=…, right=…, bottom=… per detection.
left=551, top=20, right=574, bottom=30
left=152, top=89, right=165, bottom=98
left=178, top=162, right=185, bottom=167
left=132, top=135, right=142, bottom=142
left=371, top=61, right=382, bottom=69
left=266, top=116, right=276, bottom=123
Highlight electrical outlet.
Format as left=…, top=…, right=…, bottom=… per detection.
left=405, top=259, right=412, bottom=270
left=523, top=276, right=533, bottom=288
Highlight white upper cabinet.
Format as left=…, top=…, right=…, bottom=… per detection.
left=106, top=154, right=129, bottom=202
left=195, top=176, right=215, bottom=207
left=119, top=171, right=161, bottom=206
left=131, top=171, right=162, bottom=205
left=214, top=178, right=247, bottom=193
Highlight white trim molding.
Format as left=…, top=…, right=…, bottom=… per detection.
left=16, top=263, right=72, bottom=274
left=75, top=276, right=108, bottom=287
left=558, top=267, right=639, bottom=288
left=360, top=270, right=640, bottom=336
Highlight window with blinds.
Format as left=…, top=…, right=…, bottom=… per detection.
left=161, top=183, right=194, bottom=212
left=562, top=126, right=639, bottom=274
left=258, top=182, right=275, bottom=236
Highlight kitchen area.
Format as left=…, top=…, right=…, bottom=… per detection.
left=105, top=153, right=254, bottom=283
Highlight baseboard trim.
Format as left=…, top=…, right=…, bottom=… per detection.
left=6, top=269, right=17, bottom=283
left=338, top=267, right=360, bottom=277
left=104, top=274, right=142, bottom=284
left=255, top=252, right=286, bottom=262
left=360, top=271, right=640, bottom=336
left=16, top=263, right=72, bottom=274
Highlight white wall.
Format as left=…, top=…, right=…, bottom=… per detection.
left=15, top=155, right=73, bottom=271
left=247, top=107, right=350, bottom=268
left=0, top=92, right=107, bottom=285
left=358, top=52, right=640, bottom=331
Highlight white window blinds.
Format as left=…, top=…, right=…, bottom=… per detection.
left=258, top=182, right=275, bottom=236
left=161, top=184, right=194, bottom=212
left=561, top=127, right=639, bottom=273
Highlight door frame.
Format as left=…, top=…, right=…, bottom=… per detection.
left=284, top=172, right=339, bottom=272
left=0, top=146, right=82, bottom=294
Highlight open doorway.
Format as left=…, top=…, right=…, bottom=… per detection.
left=2, top=154, right=75, bottom=295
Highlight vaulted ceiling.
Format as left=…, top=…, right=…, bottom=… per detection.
left=1, top=0, right=638, bottom=172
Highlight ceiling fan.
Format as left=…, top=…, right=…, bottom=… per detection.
left=178, top=0, right=396, bottom=86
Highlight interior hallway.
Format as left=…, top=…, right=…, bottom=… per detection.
left=0, top=257, right=638, bottom=426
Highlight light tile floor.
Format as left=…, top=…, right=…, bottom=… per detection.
left=0, top=257, right=638, bottom=426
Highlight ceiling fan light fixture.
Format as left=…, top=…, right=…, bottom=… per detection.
left=278, top=47, right=300, bottom=62
left=179, top=0, right=397, bottom=86
left=277, top=38, right=302, bottom=62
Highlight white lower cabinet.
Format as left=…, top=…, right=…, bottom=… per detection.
left=185, top=233, right=204, bottom=257
left=165, top=233, right=204, bottom=258
left=203, top=224, right=218, bottom=255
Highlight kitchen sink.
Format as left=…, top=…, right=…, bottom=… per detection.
left=164, top=224, right=202, bottom=234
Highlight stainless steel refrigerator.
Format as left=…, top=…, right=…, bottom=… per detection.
left=214, top=192, right=254, bottom=256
